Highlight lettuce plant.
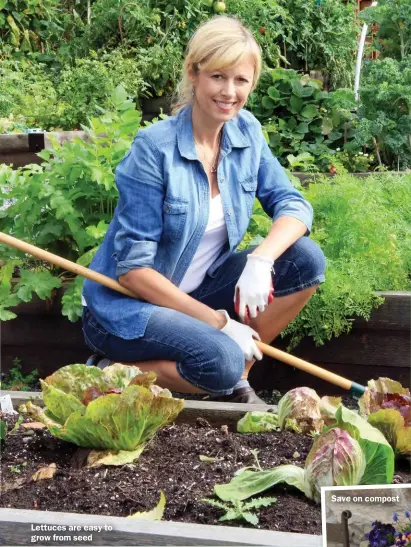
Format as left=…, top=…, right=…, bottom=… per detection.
left=23, top=363, right=184, bottom=466
left=277, top=387, right=341, bottom=434
left=359, top=378, right=411, bottom=456
left=237, top=387, right=340, bottom=435
left=214, top=406, right=394, bottom=504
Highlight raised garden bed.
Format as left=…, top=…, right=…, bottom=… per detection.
left=0, top=395, right=323, bottom=546
left=2, top=291, right=410, bottom=395
left=0, top=132, right=90, bottom=168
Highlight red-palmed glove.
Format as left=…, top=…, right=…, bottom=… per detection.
left=234, top=254, right=274, bottom=323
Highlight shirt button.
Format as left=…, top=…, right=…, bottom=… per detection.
left=220, top=177, right=224, bottom=183
left=228, top=210, right=232, bottom=216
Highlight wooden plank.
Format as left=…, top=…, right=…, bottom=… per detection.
left=1, top=345, right=90, bottom=376
left=0, top=131, right=88, bottom=153
left=268, top=330, right=410, bottom=367
left=0, top=508, right=321, bottom=546
left=354, top=292, right=410, bottom=330
left=3, top=392, right=277, bottom=420
left=0, top=133, right=30, bottom=152
left=250, top=359, right=411, bottom=394
left=0, top=152, right=42, bottom=167
left=1, top=315, right=85, bottom=347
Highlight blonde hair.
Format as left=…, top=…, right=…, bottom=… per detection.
left=171, top=16, right=262, bottom=115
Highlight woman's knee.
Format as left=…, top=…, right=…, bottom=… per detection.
left=294, top=237, right=326, bottom=281
left=197, top=336, right=245, bottom=392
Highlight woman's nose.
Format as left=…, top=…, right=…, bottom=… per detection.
left=221, top=79, right=236, bottom=97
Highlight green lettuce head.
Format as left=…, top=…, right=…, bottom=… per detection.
left=25, top=364, right=184, bottom=464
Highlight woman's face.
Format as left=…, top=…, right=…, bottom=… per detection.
left=191, top=58, right=255, bottom=125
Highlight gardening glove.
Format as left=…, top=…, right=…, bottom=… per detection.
left=234, top=254, right=274, bottom=323
left=217, top=309, right=263, bottom=361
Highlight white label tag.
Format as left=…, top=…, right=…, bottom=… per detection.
left=0, top=394, right=18, bottom=414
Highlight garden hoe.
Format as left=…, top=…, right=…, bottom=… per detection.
left=0, top=231, right=367, bottom=397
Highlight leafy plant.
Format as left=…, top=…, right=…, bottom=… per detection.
left=359, top=378, right=411, bottom=456
left=237, top=411, right=279, bottom=433
left=0, top=0, right=64, bottom=53
left=360, top=0, right=411, bottom=61
left=276, top=0, right=359, bottom=89
left=214, top=405, right=394, bottom=504
left=249, top=69, right=357, bottom=171
left=0, top=85, right=144, bottom=321
left=201, top=496, right=277, bottom=526
left=277, top=387, right=340, bottom=434
left=10, top=461, right=27, bottom=474
left=279, top=173, right=411, bottom=347
left=355, top=56, right=411, bottom=170
left=23, top=363, right=184, bottom=466
left=0, top=358, right=38, bottom=391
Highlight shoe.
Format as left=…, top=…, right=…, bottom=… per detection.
left=85, top=354, right=113, bottom=369
left=211, top=386, right=267, bottom=405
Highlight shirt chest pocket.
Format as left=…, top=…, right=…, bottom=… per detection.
left=240, top=177, right=258, bottom=216
left=162, top=199, right=188, bottom=241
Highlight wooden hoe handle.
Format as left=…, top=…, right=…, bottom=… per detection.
left=0, top=231, right=365, bottom=394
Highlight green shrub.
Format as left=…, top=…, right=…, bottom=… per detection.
left=355, top=57, right=411, bottom=170
left=249, top=69, right=358, bottom=171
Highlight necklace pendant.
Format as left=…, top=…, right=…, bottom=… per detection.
left=210, top=166, right=217, bottom=173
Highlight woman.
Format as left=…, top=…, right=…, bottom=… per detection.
left=82, top=16, right=326, bottom=404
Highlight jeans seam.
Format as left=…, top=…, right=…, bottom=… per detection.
left=274, top=274, right=325, bottom=296
left=197, top=278, right=237, bottom=300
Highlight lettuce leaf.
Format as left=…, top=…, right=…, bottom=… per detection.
left=214, top=466, right=306, bottom=502
left=237, top=411, right=279, bottom=433
left=332, top=406, right=395, bottom=484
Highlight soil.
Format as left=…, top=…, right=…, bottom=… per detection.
left=1, top=414, right=410, bottom=535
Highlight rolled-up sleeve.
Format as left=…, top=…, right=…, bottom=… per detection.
left=114, top=133, right=165, bottom=277
left=256, top=136, right=313, bottom=233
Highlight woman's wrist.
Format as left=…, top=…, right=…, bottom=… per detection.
left=213, top=309, right=228, bottom=329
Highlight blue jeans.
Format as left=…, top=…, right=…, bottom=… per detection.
left=82, top=236, right=325, bottom=395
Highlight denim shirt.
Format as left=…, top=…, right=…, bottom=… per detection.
left=83, top=105, right=313, bottom=339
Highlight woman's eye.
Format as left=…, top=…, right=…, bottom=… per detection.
left=212, top=74, right=222, bottom=79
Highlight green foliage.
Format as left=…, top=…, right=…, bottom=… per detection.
left=242, top=173, right=411, bottom=348
left=0, top=358, right=38, bottom=391
left=250, top=69, right=358, bottom=171
left=0, top=58, right=58, bottom=122
left=0, top=51, right=145, bottom=130
left=276, top=0, right=359, bottom=88
left=360, top=0, right=411, bottom=61
left=0, top=0, right=63, bottom=53
left=0, top=85, right=143, bottom=320
left=201, top=496, right=277, bottom=526
left=356, top=56, right=411, bottom=170
left=225, top=0, right=291, bottom=68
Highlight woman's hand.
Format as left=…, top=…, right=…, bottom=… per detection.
left=234, top=254, right=274, bottom=322
left=217, top=310, right=263, bottom=361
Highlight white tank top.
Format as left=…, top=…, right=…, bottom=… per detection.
left=179, top=193, right=228, bottom=294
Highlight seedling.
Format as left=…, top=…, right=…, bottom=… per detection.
left=10, top=462, right=27, bottom=474
left=201, top=496, right=277, bottom=526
